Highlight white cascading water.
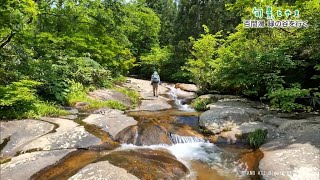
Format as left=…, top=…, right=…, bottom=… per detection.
left=165, top=85, right=195, bottom=112
left=118, top=143, right=247, bottom=179
left=116, top=84, right=248, bottom=179
left=169, top=133, right=205, bottom=144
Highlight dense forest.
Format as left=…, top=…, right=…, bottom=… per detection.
left=1, top=0, right=319, bottom=119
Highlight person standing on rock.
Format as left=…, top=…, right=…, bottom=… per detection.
left=151, top=71, right=161, bottom=97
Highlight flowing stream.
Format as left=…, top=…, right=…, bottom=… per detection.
left=120, top=86, right=262, bottom=180
left=29, top=86, right=262, bottom=180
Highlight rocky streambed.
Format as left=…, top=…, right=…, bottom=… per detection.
left=1, top=78, right=319, bottom=180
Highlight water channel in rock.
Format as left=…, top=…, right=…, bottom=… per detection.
left=30, top=86, right=262, bottom=180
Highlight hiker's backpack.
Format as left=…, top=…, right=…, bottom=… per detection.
left=151, top=74, right=160, bottom=83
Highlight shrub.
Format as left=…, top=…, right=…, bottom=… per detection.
left=25, top=102, right=68, bottom=119
left=267, top=85, right=311, bottom=112
left=0, top=80, right=68, bottom=119
left=247, top=129, right=267, bottom=149
left=114, top=87, right=141, bottom=108
left=191, top=97, right=213, bottom=111
left=66, top=81, right=127, bottom=111
left=0, top=80, right=41, bottom=119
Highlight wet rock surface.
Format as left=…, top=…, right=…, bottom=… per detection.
left=102, top=148, right=189, bottom=179
left=83, top=109, right=137, bottom=138
left=0, top=119, right=55, bottom=156
left=69, top=161, right=139, bottom=180
left=0, top=149, right=74, bottom=180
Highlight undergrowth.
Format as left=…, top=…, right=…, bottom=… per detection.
left=67, top=81, right=127, bottom=111
left=114, top=87, right=141, bottom=108
left=191, top=97, right=214, bottom=111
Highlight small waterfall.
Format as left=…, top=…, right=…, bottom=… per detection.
left=169, top=133, right=205, bottom=144
left=133, top=130, right=139, bottom=145
left=166, top=85, right=195, bottom=112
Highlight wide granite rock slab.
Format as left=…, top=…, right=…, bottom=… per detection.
left=0, top=149, right=74, bottom=180
left=0, top=119, right=55, bottom=156
left=21, top=118, right=101, bottom=151
left=259, top=116, right=320, bottom=180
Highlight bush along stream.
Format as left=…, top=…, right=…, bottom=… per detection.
left=1, top=78, right=319, bottom=180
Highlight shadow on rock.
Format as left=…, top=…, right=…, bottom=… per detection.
left=100, top=148, right=189, bottom=179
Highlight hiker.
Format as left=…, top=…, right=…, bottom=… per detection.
left=151, top=71, right=161, bottom=97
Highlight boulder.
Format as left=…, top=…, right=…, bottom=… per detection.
left=83, top=109, right=137, bottom=138
left=115, top=120, right=172, bottom=145
left=199, top=105, right=261, bottom=134
left=103, top=148, right=189, bottom=179
left=175, top=83, right=198, bottom=92
left=209, top=122, right=269, bottom=144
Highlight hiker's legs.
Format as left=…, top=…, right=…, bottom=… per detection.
left=155, top=83, right=159, bottom=97
left=152, top=83, right=158, bottom=97
left=152, top=83, right=156, bottom=96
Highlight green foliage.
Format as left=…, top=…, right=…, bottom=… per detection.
left=183, top=26, right=223, bottom=90
left=310, top=91, right=320, bottom=108
left=140, top=46, right=173, bottom=76
left=145, top=0, right=177, bottom=46
left=114, top=87, right=141, bottom=108
left=191, top=97, right=214, bottom=111
left=267, top=85, right=311, bottom=112
left=0, top=80, right=67, bottom=119
left=90, top=100, right=127, bottom=111
left=66, top=81, right=127, bottom=111
left=111, top=76, right=127, bottom=85
left=25, top=102, right=68, bottom=119
left=247, top=129, right=267, bottom=149
left=0, top=80, right=41, bottom=119
left=1, top=0, right=320, bottom=118
left=0, top=0, right=37, bottom=41
left=184, top=0, right=320, bottom=112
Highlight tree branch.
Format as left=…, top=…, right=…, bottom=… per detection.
left=278, top=28, right=297, bottom=36
left=0, top=32, right=16, bottom=49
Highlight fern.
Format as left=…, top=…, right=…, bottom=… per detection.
left=247, top=129, right=267, bottom=149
